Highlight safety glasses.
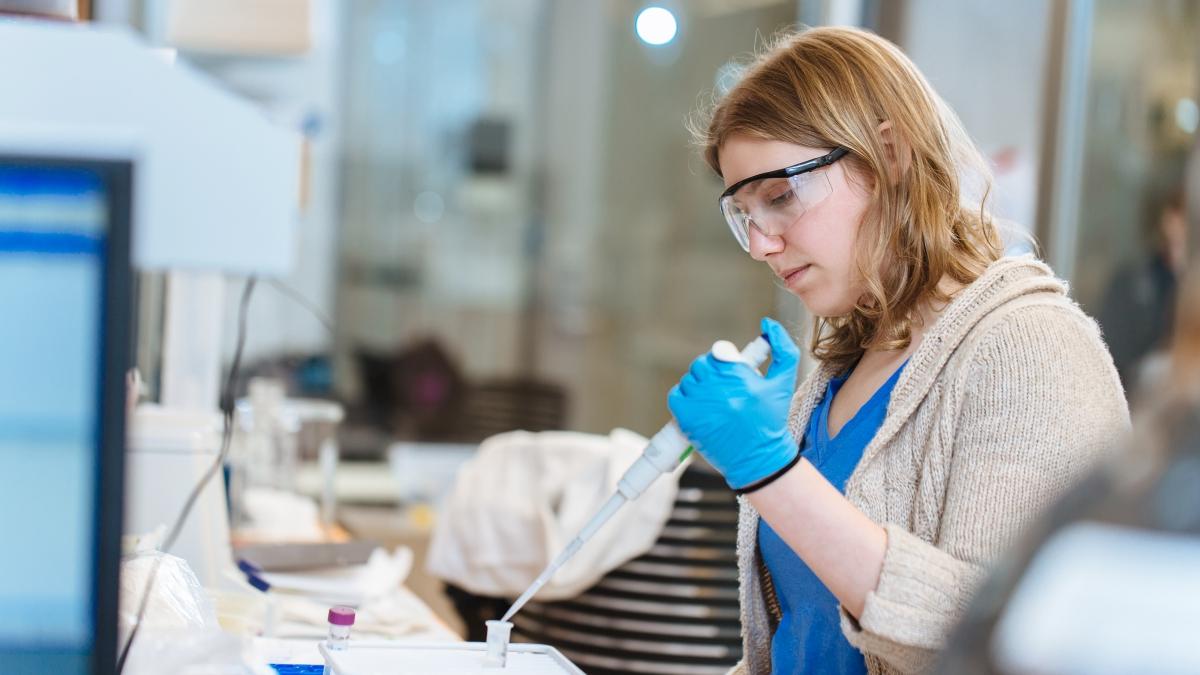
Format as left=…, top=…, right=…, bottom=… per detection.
left=718, top=147, right=849, bottom=251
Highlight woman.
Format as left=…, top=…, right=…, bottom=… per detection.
left=667, top=27, right=1129, bottom=675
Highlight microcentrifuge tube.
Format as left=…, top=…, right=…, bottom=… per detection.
left=326, top=606, right=355, bottom=650
left=484, top=620, right=513, bottom=668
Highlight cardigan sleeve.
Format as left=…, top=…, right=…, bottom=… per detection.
left=839, top=303, right=1131, bottom=673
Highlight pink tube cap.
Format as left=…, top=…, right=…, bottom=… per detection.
left=328, top=606, right=356, bottom=626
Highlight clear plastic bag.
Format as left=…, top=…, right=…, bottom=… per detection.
left=118, top=551, right=219, bottom=641
left=121, top=629, right=271, bottom=675
left=119, top=552, right=272, bottom=674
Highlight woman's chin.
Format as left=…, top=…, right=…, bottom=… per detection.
left=797, top=292, right=856, bottom=319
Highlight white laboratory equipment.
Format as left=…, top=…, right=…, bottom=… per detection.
left=314, top=606, right=584, bottom=674
left=0, top=18, right=300, bottom=590
left=124, top=406, right=232, bottom=588
left=0, top=20, right=298, bottom=275
left=317, top=640, right=584, bottom=675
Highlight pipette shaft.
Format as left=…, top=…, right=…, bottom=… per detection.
left=502, top=492, right=626, bottom=622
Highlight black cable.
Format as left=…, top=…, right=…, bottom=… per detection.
left=266, top=278, right=335, bottom=337
left=116, top=277, right=257, bottom=673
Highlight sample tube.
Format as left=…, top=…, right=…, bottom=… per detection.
left=326, top=606, right=355, bottom=650
left=484, top=619, right=513, bottom=668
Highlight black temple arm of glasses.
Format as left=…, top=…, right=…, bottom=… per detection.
left=720, top=146, right=850, bottom=200
left=784, top=147, right=849, bottom=176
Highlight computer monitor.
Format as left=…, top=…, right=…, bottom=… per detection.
left=0, top=154, right=132, bottom=674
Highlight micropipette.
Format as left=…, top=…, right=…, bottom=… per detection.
left=500, top=335, right=772, bottom=623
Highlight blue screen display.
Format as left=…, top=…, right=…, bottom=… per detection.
left=0, top=164, right=108, bottom=660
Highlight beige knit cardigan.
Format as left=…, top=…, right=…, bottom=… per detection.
left=730, top=256, right=1130, bottom=674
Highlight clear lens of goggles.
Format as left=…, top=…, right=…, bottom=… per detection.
left=720, top=170, right=834, bottom=251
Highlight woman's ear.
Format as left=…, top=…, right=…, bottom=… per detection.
left=877, top=121, right=912, bottom=183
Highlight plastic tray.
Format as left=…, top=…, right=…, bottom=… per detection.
left=318, top=640, right=585, bottom=675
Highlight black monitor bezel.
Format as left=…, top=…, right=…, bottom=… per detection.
left=0, top=154, right=133, bottom=675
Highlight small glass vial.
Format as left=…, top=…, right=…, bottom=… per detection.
left=326, top=606, right=355, bottom=650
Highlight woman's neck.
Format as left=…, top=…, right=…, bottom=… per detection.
left=864, top=275, right=964, bottom=359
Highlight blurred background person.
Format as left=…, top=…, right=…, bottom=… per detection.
left=1099, top=180, right=1189, bottom=392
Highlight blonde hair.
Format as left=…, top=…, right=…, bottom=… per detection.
left=693, top=27, right=1004, bottom=372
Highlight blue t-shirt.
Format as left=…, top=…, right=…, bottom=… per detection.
left=759, top=361, right=907, bottom=674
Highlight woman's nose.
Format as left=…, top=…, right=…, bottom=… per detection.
left=748, top=222, right=785, bottom=261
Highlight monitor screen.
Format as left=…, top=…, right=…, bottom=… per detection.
left=0, top=156, right=131, bottom=674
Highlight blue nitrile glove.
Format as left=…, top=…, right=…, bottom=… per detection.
left=667, top=317, right=802, bottom=491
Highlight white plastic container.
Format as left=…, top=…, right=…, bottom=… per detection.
left=317, top=640, right=584, bottom=675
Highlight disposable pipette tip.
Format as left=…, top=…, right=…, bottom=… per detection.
left=502, top=567, right=551, bottom=622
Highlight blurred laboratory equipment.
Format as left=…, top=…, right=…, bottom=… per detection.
left=295, top=398, right=346, bottom=526
left=125, top=406, right=232, bottom=589
left=230, top=378, right=345, bottom=533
